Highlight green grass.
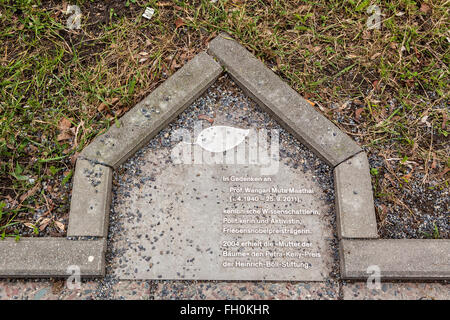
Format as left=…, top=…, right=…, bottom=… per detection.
left=0, top=0, right=448, bottom=237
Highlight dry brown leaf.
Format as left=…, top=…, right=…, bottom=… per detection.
left=58, top=118, right=72, bottom=131
left=98, top=97, right=119, bottom=112
left=24, top=223, right=35, bottom=229
left=420, top=3, right=431, bottom=13
left=57, top=131, right=72, bottom=141
left=54, top=221, right=65, bottom=232
left=19, top=182, right=41, bottom=202
left=438, top=167, right=450, bottom=179
left=39, top=218, right=51, bottom=231
left=431, top=153, right=437, bottom=169
left=355, top=107, right=365, bottom=121
left=175, top=18, right=184, bottom=29
left=370, top=52, right=381, bottom=60
left=198, top=114, right=214, bottom=124
left=170, top=59, right=181, bottom=71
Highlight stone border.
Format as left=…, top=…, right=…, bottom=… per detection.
left=0, top=238, right=106, bottom=278
left=1, top=34, right=448, bottom=280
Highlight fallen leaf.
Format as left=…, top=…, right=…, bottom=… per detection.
left=175, top=17, right=184, bottom=29
left=431, top=153, right=437, bottom=169
left=370, top=52, right=381, bottom=60
left=170, top=59, right=181, bottom=71
left=438, top=167, right=450, bottom=179
left=420, top=3, right=431, bottom=13
left=19, top=182, right=41, bottom=202
left=305, top=99, right=315, bottom=106
left=355, top=107, right=365, bottom=121
left=39, top=218, right=51, bottom=231
left=57, top=131, right=72, bottom=141
left=98, top=102, right=108, bottom=112
left=58, top=118, right=72, bottom=131
left=98, top=97, right=119, bottom=112
left=54, top=221, right=65, bottom=232
left=198, top=114, right=214, bottom=124
left=372, top=80, right=379, bottom=89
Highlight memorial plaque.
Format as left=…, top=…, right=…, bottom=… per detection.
left=110, top=77, right=334, bottom=281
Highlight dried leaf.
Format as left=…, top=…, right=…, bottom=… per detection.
left=24, top=223, right=35, bottom=229
left=57, top=131, right=72, bottom=141
left=170, top=59, right=181, bottom=71
left=54, top=221, right=65, bottom=232
left=19, top=182, right=41, bottom=202
left=39, top=218, right=51, bottom=231
left=355, top=107, right=365, bottom=121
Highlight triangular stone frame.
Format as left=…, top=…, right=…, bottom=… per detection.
left=1, top=34, right=447, bottom=280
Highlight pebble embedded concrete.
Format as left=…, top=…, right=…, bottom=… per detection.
left=67, top=159, right=112, bottom=237
left=334, top=152, right=378, bottom=239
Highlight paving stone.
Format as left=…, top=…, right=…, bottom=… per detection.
left=0, top=280, right=98, bottom=300
left=340, top=239, right=450, bottom=280
left=334, top=152, right=378, bottom=239
left=151, top=281, right=340, bottom=300
left=208, top=33, right=361, bottom=167
left=80, top=52, right=222, bottom=168
left=342, top=282, right=449, bottom=300
left=0, top=238, right=106, bottom=278
left=110, top=85, right=335, bottom=281
left=67, top=159, right=112, bottom=237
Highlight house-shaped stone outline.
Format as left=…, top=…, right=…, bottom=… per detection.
left=1, top=34, right=448, bottom=280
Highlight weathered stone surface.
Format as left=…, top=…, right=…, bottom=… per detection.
left=334, top=152, right=378, bottom=239
left=208, top=33, right=361, bottom=167
left=340, top=239, right=450, bottom=280
left=80, top=52, right=222, bottom=168
left=0, top=238, right=106, bottom=278
left=67, top=159, right=112, bottom=237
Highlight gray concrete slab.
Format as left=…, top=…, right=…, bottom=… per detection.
left=80, top=52, right=222, bottom=168
left=0, top=238, right=106, bottom=278
left=208, top=33, right=361, bottom=167
left=67, top=159, right=112, bottom=237
left=334, top=152, right=378, bottom=239
left=340, top=239, right=450, bottom=280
